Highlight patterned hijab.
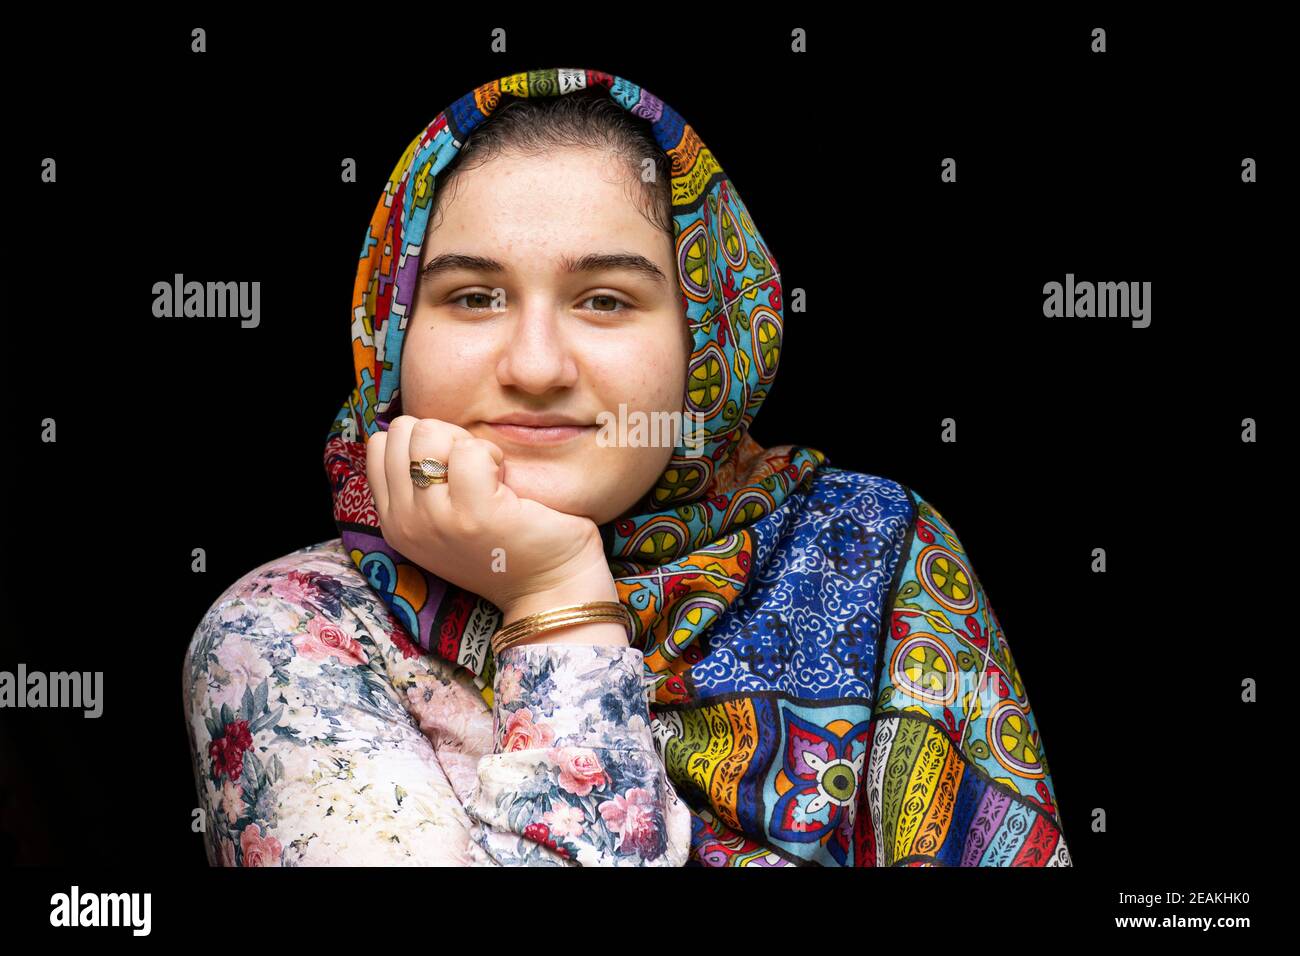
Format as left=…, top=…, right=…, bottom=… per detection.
left=325, top=67, right=826, bottom=704
left=324, top=68, right=1071, bottom=866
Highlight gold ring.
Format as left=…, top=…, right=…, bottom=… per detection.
left=410, top=458, right=448, bottom=487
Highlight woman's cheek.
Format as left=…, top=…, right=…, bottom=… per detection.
left=416, top=336, right=489, bottom=418
left=623, top=339, right=681, bottom=411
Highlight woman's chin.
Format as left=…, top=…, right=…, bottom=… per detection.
left=502, top=466, right=585, bottom=514
left=501, top=458, right=644, bottom=525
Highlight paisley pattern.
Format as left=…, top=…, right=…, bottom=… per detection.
left=320, top=67, right=1069, bottom=865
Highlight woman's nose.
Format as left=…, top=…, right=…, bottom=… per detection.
left=495, top=297, right=579, bottom=394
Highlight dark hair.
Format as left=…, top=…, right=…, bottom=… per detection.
left=427, top=87, right=674, bottom=238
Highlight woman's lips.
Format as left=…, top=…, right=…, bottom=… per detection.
left=485, top=422, right=594, bottom=445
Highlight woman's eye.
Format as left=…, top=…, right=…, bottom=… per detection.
left=449, top=293, right=627, bottom=313
left=582, top=294, right=626, bottom=313
left=451, top=292, right=494, bottom=311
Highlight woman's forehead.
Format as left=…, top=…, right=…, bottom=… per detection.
left=432, top=149, right=660, bottom=218
left=422, top=164, right=676, bottom=275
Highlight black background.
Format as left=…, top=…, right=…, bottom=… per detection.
left=2, top=8, right=1281, bottom=935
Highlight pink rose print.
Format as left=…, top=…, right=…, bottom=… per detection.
left=239, top=823, right=283, bottom=867
left=500, top=709, right=556, bottom=753
left=599, top=787, right=659, bottom=858
left=551, top=747, right=609, bottom=797
left=293, top=616, right=368, bottom=666
left=543, top=803, right=587, bottom=839
left=269, top=569, right=322, bottom=607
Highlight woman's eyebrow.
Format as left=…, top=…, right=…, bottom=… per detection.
left=419, top=251, right=668, bottom=285
left=560, top=252, right=669, bottom=285
left=419, top=253, right=504, bottom=282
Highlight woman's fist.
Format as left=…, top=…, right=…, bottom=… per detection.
left=365, top=416, right=613, bottom=617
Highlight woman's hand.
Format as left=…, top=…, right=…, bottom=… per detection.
left=365, top=416, right=623, bottom=636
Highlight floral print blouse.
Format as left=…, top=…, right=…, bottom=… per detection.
left=181, top=537, right=692, bottom=866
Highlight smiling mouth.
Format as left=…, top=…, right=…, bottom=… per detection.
left=484, top=422, right=595, bottom=446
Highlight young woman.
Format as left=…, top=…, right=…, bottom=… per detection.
left=182, top=68, right=1070, bottom=867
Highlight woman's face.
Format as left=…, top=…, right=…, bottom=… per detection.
left=400, top=146, right=691, bottom=525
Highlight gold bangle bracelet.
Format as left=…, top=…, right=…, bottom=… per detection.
left=493, top=612, right=627, bottom=656
left=492, top=603, right=631, bottom=656
left=492, top=609, right=630, bottom=656
left=494, top=601, right=630, bottom=644
left=491, top=601, right=633, bottom=656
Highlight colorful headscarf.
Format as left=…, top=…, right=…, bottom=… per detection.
left=324, top=67, right=1070, bottom=866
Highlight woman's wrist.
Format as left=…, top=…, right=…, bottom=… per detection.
left=497, top=563, right=628, bottom=648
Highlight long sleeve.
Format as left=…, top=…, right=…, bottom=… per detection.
left=461, top=642, right=691, bottom=866
left=866, top=491, right=1071, bottom=866
left=182, top=543, right=509, bottom=866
